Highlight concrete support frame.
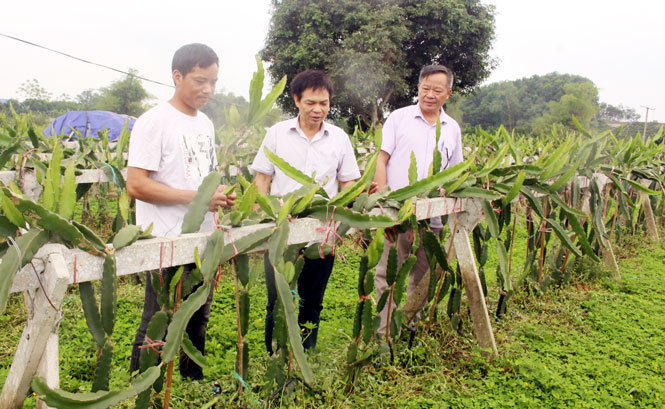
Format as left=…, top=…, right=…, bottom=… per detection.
left=0, top=250, right=68, bottom=409
left=450, top=200, right=498, bottom=355
left=639, top=192, right=660, bottom=241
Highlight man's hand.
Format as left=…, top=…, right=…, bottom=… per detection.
left=367, top=181, right=379, bottom=194
left=208, top=185, right=237, bottom=211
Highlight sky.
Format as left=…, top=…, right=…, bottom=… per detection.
left=1, top=0, right=664, bottom=121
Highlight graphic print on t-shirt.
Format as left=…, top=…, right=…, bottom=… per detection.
left=181, top=133, right=215, bottom=179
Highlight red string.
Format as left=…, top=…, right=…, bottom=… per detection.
left=158, top=243, right=164, bottom=287
left=138, top=336, right=165, bottom=354
left=359, top=295, right=370, bottom=301
left=73, top=254, right=77, bottom=284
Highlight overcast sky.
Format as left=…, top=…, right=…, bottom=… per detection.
left=1, top=0, right=664, bottom=121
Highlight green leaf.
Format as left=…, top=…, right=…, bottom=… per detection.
left=546, top=218, right=582, bottom=258
left=238, top=182, right=258, bottom=219
left=451, top=187, right=502, bottom=201
left=291, top=183, right=319, bottom=214
left=91, top=341, right=113, bottom=392
left=548, top=161, right=580, bottom=192
left=274, top=268, right=314, bottom=384
left=219, top=226, right=275, bottom=267
left=408, top=152, right=418, bottom=185
left=0, top=229, right=49, bottom=314
left=393, top=255, right=416, bottom=305
left=495, top=240, right=511, bottom=292
left=59, top=167, right=80, bottom=216
left=112, top=225, right=142, bottom=250
left=502, top=171, right=526, bottom=207
left=0, top=190, right=25, bottom=227
left=562, top=209, right=600, bottom=262
left=5, top=188, right=105, bottom=256
left=181, top=173, right=221, bottom=234
left=247, top=56, right=265, bottom=122
left=423, top=229, right=449, bottom=272
left=276, top=194, right=296, bottom=225
left=163, top=283, right=211, bottom=363
left=306, top=206, right=396, bottom=229
left=264, top=147, right=328, bottom=199
left=43, top=140, right=63, bottom=212
left=256, top=190, right=277, bottom=218
left=251, top=75, right=287, bottom=125
left=387, top=159, right=471, bottom=201
left=625, top=178, right=660, bottom=195
left=481, top=200, right=499, bottom=238
left=72, top=221, right=107, bottom=252
left=32, top=366, right=160, bottom=408
left=101, top=254, right=117, bottom=336
left=269, top=221, right=290, bottom=268
left=328, top=151, right=379, bottom=207
left=182, top=332, right=208, bottom=368
left=200, top=229, right=225, bottom=281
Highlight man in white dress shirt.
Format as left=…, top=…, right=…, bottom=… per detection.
left=373, top=64, right=464, bottom=334
left=250, top=70, right=361, bottom=353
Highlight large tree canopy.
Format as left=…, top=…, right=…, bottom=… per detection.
left=457, top=72, right=600, bottom=134
left=260, top=0, right=496, bottom=128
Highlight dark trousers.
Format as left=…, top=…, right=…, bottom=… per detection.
left=264, top=252, right=335, bottom=354
left=129, top=265, right=214, bottom=380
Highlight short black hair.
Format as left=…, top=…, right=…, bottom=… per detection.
left=291, top=70, right=334, bottom=100
left=172, top=43, right=219, bottom=77
left=419, top=65, right=454, bottom=89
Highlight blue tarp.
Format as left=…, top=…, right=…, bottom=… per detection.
left=43, top=111, right=135, bottom=141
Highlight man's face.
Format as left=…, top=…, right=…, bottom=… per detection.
left=173, top=63, right=219, bottom=111
left=294, top=87, right=330, bottom=130
left=418, top=72, right=452, bottom=115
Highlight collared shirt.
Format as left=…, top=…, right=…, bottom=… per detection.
left=250, top=117, right=361, bottom=198
left=381, top=104, right=463, bottom=192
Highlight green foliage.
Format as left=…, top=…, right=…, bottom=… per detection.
left=95, top=69, right=150, bottom=117
left=458, top=73, right=601, bottom=134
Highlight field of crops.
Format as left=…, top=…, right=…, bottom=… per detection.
left=1, top=65, right=664, bottom=408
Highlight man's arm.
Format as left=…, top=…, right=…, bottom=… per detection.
left=339, top=179, right=356, bottom=191
left=127, top=167, right=235, bottom=211
left=373, top=150, right=391, bottom=192
left=254, top=172, right=273, bottom=195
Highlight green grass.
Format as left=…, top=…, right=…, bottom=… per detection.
left=1, top=225, right=664, bottom=408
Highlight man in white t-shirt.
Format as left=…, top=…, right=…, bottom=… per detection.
left=126, top=43, right=236, bottom=379
left=373, top=64, right=464, bottom=334
left=250, top=70, right=361, bottom=354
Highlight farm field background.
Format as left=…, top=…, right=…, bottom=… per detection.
left=2, top=221, right=663, bottom=408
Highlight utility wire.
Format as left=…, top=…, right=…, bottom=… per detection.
left=0, top=32, right=174, bottom=88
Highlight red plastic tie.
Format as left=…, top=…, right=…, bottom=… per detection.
left=139, top=336, right=165, bottom=354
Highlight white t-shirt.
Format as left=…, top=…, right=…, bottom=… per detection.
left=250, top=117, right=360, bottom=198
left=128, top=102, right=218, bottom=237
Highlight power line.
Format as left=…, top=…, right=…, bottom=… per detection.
left=0, top=32, right=174, bottom=88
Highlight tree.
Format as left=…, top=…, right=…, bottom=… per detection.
left=96, top=69, right=150, bottom=117
left=17, top=79, right=53, bottom=101
left=596, top=102, right=640, bottom=122
left=532, top=81, right=599, bottom=134
left=457, top=73, right=599, bottom=133
left=261, top=0, right=496, bottom=128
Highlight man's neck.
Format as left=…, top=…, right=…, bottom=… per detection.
left=168, top=97, right=197, bottom=117
left=421, top=107, right=441, bottom=126
left=298, top=117, right=322, bottom=140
